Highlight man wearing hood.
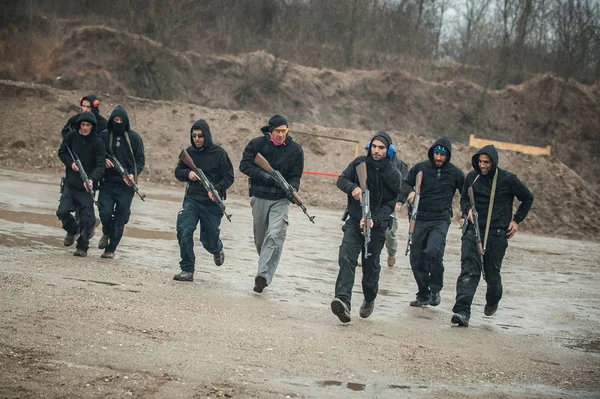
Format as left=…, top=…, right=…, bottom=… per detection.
left=61, top=94, right=108, bottom=137
left=239, top=114, right=304, bottom=294
left=173, top=120, right=234, bottom=282
left=401, top=137, right=464, bottom=308
left=331, top=131, right=401, bottom=323
left=97, top=105, right=145, bottom=259
left=451, top=145, right=533, bottom=327
left=57, top=112, right=105, bottom=256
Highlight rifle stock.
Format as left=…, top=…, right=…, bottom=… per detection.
left=468, top=186, right=486, bottom=279
left=253, top=153, right=315, bottom=223
left=356, top=162, right=371, bottom=258
left=179, top=150, right=232, bottom=222
left=106, top=152, right=146, bottom=201
left=405, top=170, right=423, bottom=255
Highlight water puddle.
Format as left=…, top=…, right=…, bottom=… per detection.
left=0, top=209, right=175, bottom=241
left=0, top=232, right=60, bottom=247
left=565, top=339, right=600, bottom=353
left=63, top=277, right=120, bottom=286
left=314, top=380, right=416, bottom=392
left=315, top=380, right=365, bottom=391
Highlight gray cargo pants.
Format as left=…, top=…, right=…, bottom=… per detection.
left=385, top=212, right=399, bottom=256
left=251, top=197, right=290, bottom=284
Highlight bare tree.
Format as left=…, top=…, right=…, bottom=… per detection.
left=460, top=0, right=493, bottom=63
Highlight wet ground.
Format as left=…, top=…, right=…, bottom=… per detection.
left=0, top=168, right=599, bottom=398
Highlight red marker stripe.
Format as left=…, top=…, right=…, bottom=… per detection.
left=303, top=171, right=340, bottom=177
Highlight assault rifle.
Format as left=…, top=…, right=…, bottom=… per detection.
left=356, top=162, right=371, bottom=258
left=468, top=186, right=486, bottom=279
left=405, top=170, right=423, bottom=255
left=179, top=150, right=232, bottom=222
left=105, top=152, right=146, bottom=201
left=254, top=153, right=315, bottom=223
left=67, top=146, right=95, bottom=203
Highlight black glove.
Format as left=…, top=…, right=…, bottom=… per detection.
left=260, top=170, right=276, bottom=185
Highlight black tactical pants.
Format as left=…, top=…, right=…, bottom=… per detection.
left=452, top=225, right=509, bottom=317
left=98, top=181, right=134, bottom=253
left=409, top=219, right=450, bottom=301
left=56, top=186, right=95, bottom=251
left=334, top=217, right=387, bottom=310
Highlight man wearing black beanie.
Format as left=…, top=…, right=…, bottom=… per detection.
left=239, top=114, right=305, bottom=294
left=331, top=131, right=401, bottom=323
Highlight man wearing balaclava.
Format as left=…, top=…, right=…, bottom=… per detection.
left=97, top=105, right=145, bottom=259
left=57, top=111, right=105, bottom=257
left=61, top=94, right=108, bottom=137
left=172, top=119, right=234, bottom=282
left=331, top=131, right=401, bottom=323
left=451, top=145, right=533, bottom=327
left=401, top=136, right=464, bottom=309
left=239, top=114, right=304, bottom=294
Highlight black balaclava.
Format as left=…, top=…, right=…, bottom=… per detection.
left=107, top=105, right=130, bottom=136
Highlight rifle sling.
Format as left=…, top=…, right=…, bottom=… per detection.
left=472, top=171, right=498, bottom=253
left=109, top=132, right=138, bottom=183
left=483, top=171, right=498, bottom=253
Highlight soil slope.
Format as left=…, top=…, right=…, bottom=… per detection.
left=0, top=79, right=599, bottom=241
left=34, top=26, right=600, bottom=191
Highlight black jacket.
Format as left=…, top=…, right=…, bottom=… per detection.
left=99, top=106, right=145, bottom=184
left=58, top=112, right=105, bottom=191
left=175, top=120, right=234, bottom=204
left=461, top=145, right=534, bottom=230
left=239, top=131, right=304, bottom=201
left=337, top=154, right=401, bottom=228
left=390, top=153, right=409, bottom=204
left=401, top=136, right=464, bottom=221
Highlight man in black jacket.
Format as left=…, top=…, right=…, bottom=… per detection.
left=331, top=131, right=401, bottom=323
left=401, top=137, right=464, bottom=308
left=97, top=105, right=145, bottom=259
left=61, top=94, right=108, bottom=138
left=385, top=150, right=409, bottom=267
left=173, top=120, right=234, bottom=281
left=56, top=112, right=105, bottom=257
left=239, top=114, right=304, bottom=294
left=451, top=145, right=533, bottom=327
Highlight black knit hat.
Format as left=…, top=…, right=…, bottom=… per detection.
left=261, top=114, right=288, bottom=133
left=371, top=131, right=392, bottom=149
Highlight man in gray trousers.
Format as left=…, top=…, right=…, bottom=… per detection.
left=239, top=114, right=305, bottom=293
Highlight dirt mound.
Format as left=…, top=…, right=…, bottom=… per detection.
left=38, top=26, right=600, bottom=193
left=0, top=79, right=599, bottom=241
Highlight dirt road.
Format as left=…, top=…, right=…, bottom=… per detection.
left=0, top=169, right=599, bottom=398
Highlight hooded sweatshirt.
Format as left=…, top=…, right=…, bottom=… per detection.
left=58, top=112, right=105, bottom=190
left=337, top=131, right=401, bottom=227
left=61, top=94, right=108, bottom=138
left=390, top=152, right=409, bottom=203
left=174, top=119, right=234, bottom=204
left=461, top=145, right=534, bottom=230
left=239, top=125, right=304, bottom=201
left=99, top=105, right=145, bottom=184
left=400, top=136, right=465, bottom=221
